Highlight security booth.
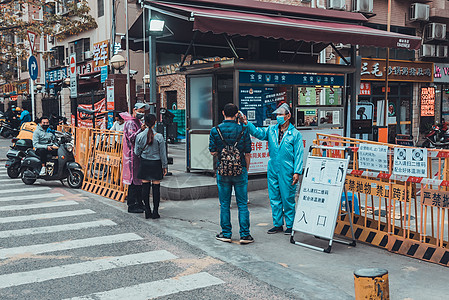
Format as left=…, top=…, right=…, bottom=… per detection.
left=128, top=0, right=421, bottom=172
left=182, top=60, right=351, bottom=173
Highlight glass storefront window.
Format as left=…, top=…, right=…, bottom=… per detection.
left=189, top=76, right=213, bottom=129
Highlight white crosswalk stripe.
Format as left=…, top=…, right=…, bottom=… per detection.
left=0, top=182, right=29, bottom=187
left=66, top=272, right=224, bottom=300
left=0, top=250, right=177, bottom=289
left=0, top=233, right=143, bottom=259
left=0, top=178, right=21, bottom=182
left=0, top=186, right=51, bottom=194
left=0, top=209, right=95, bottom=224
left=0, top=193, right=64, bottom=202
left=0, top=200, right=78, bottom=211
left=0, top=220, right=116, bottom=238
left=0, top=177, right=226, bottom=299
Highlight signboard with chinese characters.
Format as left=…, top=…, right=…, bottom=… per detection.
left=359, top=82, right=371, bottom=95
left=434, top=63, right=449, bottom=83
left=45, top=67, right=68, bottom=91
left=421, top=188, right=449, bottom=208
left=239, top=86, right=287, bottom=127
left=420, top=87, right=435, bottom=117
left=358, top=143, right=388, bottom=172
left=360, top=58, right=433, bottom=83
left=393, top=147, right=427, bottom=177
left=345, top=175, right=405, bottom=202
left=293, top=156, right=349, bottom=239
left=239, top=71, right=345, bottom=87
left=93, top=40, right=109, bottom=72
left=72, top=98, right=106, bottom=129
left=106, top=86, right=114, bottom=110
left=248, top=137, right=269, bottom=174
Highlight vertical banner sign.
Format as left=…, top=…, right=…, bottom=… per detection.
left=421, top=87, right=435, bottom=117
left=247, top=137, right=269, bottom=174
left=393, top=147, right=427, bottom=177
left=100, top=66, right=108, bottom=83
left=358, top=144, right=388, bottom=172
left=106, top=86, right=115, bottom=110
left=69, top=54, right=77, bottom=98
left=293, top=156, right=349, bottom=239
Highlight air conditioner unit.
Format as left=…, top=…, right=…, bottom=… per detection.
left=420, top=44, right=436, bottom=57
left=335, top=43, right=351, bottom=49
left=436, top=45, right=448, bottom=58
left=353, top=0, right=373, bottom=13
left=425, top=23, right=447, bottom=41
left=410, top=3, right=429, bottom=21
left=328, top=0, right=345, bottom=10
left=84, top=51, right=92, bottom=60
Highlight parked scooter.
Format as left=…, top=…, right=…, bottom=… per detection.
left=20, top=131, right=84, bottom=188
left=0, top=120, right=20, bottom=138
left=422, top=124, right=449, bottom=148
left=5, top=139, right=33, bottom=178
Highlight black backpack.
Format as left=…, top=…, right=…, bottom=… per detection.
left=215, top=126, right=245, bottom=176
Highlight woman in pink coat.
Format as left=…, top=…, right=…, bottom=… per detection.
left=120, top=103, right=149, bottom=213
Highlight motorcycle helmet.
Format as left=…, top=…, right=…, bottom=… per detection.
left=15, top=107, right=22, bottom=112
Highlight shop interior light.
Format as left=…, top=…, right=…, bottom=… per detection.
left=149, top=19, right=165, bottom=32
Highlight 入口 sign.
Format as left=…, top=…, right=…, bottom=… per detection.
left=293, top=156, right=349, bottom=239
left=421, top=87, right=435, bottom=117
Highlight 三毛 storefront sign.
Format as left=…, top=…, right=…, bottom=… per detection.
left=361, top=58, right=433, bottom=82
left=434, top=63, right=449, bottom=83
left=421, top=87, right=435, bottom=117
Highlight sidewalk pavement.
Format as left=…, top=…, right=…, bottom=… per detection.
left=154, top=188, right=449, bottom=299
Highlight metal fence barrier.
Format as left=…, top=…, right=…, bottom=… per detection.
left=59, top=125, right=126, bottom=202
left=314, top=133, right=449, bottom=267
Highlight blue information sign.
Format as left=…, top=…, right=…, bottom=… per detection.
left=239, top=71, right=345, bottom=87
left=100, top=66, right=108, bottom=83
left=28, top=55, right=38, bottom=80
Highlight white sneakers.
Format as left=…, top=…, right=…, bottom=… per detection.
left=39, top=167, right=46, bottom=176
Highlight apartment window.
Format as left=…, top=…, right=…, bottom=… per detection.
left=20, top=59, right=27, bottom=72
left=98, top=0, right=104, bottom=17
left=69, top=38, right=90, bottom=62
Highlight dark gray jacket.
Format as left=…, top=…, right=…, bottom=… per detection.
left=32, top=125, right=56, bottom=150
left=134, top=128, right=168, bottom=168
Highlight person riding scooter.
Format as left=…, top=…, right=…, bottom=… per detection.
left=32, top=116, right=58, bottom=176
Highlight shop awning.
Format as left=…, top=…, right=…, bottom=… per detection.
left=148, top=2, right=421, bottom=50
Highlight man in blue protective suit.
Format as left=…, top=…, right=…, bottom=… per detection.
left=241, top=103, right=303, bottom=235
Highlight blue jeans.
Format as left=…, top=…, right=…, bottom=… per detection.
left=217, top=168, right=250, bottom=238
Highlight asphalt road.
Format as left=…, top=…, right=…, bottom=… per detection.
left=2, top=136, right=449, bottom=299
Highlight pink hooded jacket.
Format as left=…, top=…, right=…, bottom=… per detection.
left=120, top=112, right=142, bottom=185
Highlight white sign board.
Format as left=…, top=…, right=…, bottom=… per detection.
left=293, top=156, right=349, bottom=239
left=248, top=137, right=269, bottom=174
left=393, top=147, right=427, bottom=177
left=27, top=31, right=36, bottom=54
left=69, top=54, right=77, bottom=98
left=358, top=143, right=388, bottom=172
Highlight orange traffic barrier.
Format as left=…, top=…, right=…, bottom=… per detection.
left=59, top=125, right=126, bottom=202
left=314, top=133, right=449, bottom=267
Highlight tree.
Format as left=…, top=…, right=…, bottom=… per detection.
left=0, top=0, right=97, bottom=82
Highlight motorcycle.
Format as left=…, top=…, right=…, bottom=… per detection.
left=5, top=138, right=33, bottom=178
left=20, top=131, right=84, bottom=188
left=0, top=120, right=20, bottom=138
left=422, top=124, right=449, bottom=148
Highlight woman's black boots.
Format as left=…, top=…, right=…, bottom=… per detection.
left=152, top=183, right=161, bottom=219
left=142, top=182, right=152, bottom=219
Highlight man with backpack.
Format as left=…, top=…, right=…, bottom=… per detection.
left=209, top=103, right=253, bottom=244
